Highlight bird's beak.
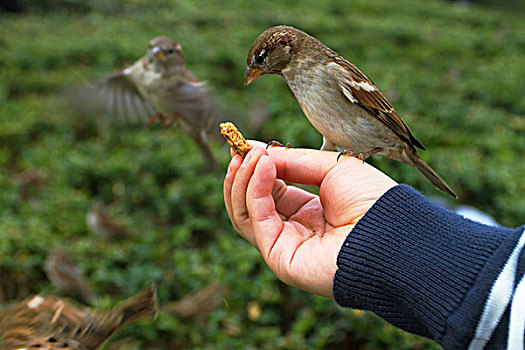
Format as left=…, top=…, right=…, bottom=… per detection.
left=244, top=67, right=261, bottom=86
left=152, top=46, right=165, bottom=59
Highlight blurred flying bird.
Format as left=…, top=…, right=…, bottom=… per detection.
left=76, top=36, right=221, bottom=169
left=0, top=284, right=159, bottom=350
left=12, top=168, right=49, bottom=200
left=45, top=248, right=92, bottom=304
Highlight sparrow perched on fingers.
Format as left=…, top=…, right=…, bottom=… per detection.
left=245, top=26, right=457, bottom=198
left=77, top=36, right=219, bottom=169
left=0, top=284, right=158, bottom=350
left=44, top=248, right=92, bottom=304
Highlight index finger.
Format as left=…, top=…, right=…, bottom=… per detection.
left=266, top=146, right=365, bottom=187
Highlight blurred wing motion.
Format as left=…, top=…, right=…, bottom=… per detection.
left=70, top=35, right=227, bottom=170
left=0, top=284, right=158, bottom=350
left=157, top=79, right=222, bottom=169
left=45, top=248, right=92, bottom=304
left=73, top=70, right=156, bottom=124
left=168, top=80, right=216, bottom=131
left=162, top=281, right=225, bottom=319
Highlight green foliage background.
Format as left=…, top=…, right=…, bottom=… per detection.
left=0, top=0, right=523, bottom=348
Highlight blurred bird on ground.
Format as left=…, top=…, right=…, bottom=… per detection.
left=44, top=248, right=92, bottom=304
left=85, top=202, right=133, bottom=240
left=0, top=284, right=159, bottom=350
left=161, top=281, right=225, bottom=319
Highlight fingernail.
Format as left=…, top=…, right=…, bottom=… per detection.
left=229, top=155, right=243, bottom=174
left=243, top=149, right=253, bottom=165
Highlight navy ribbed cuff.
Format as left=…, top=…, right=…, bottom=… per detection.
left=333, top=185, right=522, bottom=348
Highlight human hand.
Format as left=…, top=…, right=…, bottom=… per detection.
left=223, top=142, right=397, bottom=298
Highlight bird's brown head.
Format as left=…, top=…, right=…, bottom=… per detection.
left=147, top=36, right=183, bottom=66
left=244, top=26, right=308, bottom=85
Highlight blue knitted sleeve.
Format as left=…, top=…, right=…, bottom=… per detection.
left=333, top=185, right=525, bottom=349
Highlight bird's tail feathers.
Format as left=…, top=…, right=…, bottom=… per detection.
left=407, top=151, right=457, bottom=199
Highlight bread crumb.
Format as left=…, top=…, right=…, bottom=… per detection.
left=220, top=122, right=252, bottom=157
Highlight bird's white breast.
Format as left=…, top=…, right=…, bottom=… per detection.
left=126, top=61, right=181, bottom=115
left=283, top=63, right=398, bottom=153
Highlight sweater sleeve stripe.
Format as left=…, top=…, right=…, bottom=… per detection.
left=467, top=228, right=525, bottom=350
left=508, top=274, right=525, bottom=349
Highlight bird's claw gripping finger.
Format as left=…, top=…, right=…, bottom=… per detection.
left=337, top=147, right=382, bottom=163
left=266, top=141, right=291, bottom=149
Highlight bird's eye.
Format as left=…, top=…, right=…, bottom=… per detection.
left=167, top=49, right=174, bottom=54
left=255, top=50, right=267, bottom=64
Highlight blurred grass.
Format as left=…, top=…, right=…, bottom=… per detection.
left=0, top=0, right=523, bottom=348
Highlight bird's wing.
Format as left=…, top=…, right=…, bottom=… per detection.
left=73, top=64, right=157, bottom=124
left=167, top=80, right=219, bottom=132
left=171, top=81, right=212, bottom=115
left=326, top=56, right=425, bottom=150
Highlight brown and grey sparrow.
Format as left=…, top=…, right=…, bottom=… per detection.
left=85, top=203, right=132, bottom=240
left=0, top=284, right=158, bottom=350
left=44, top=248, right=92, bottom=304
left=245, top=26, right=457, bottom=198
left=78, top=36, right=220, bottom=169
